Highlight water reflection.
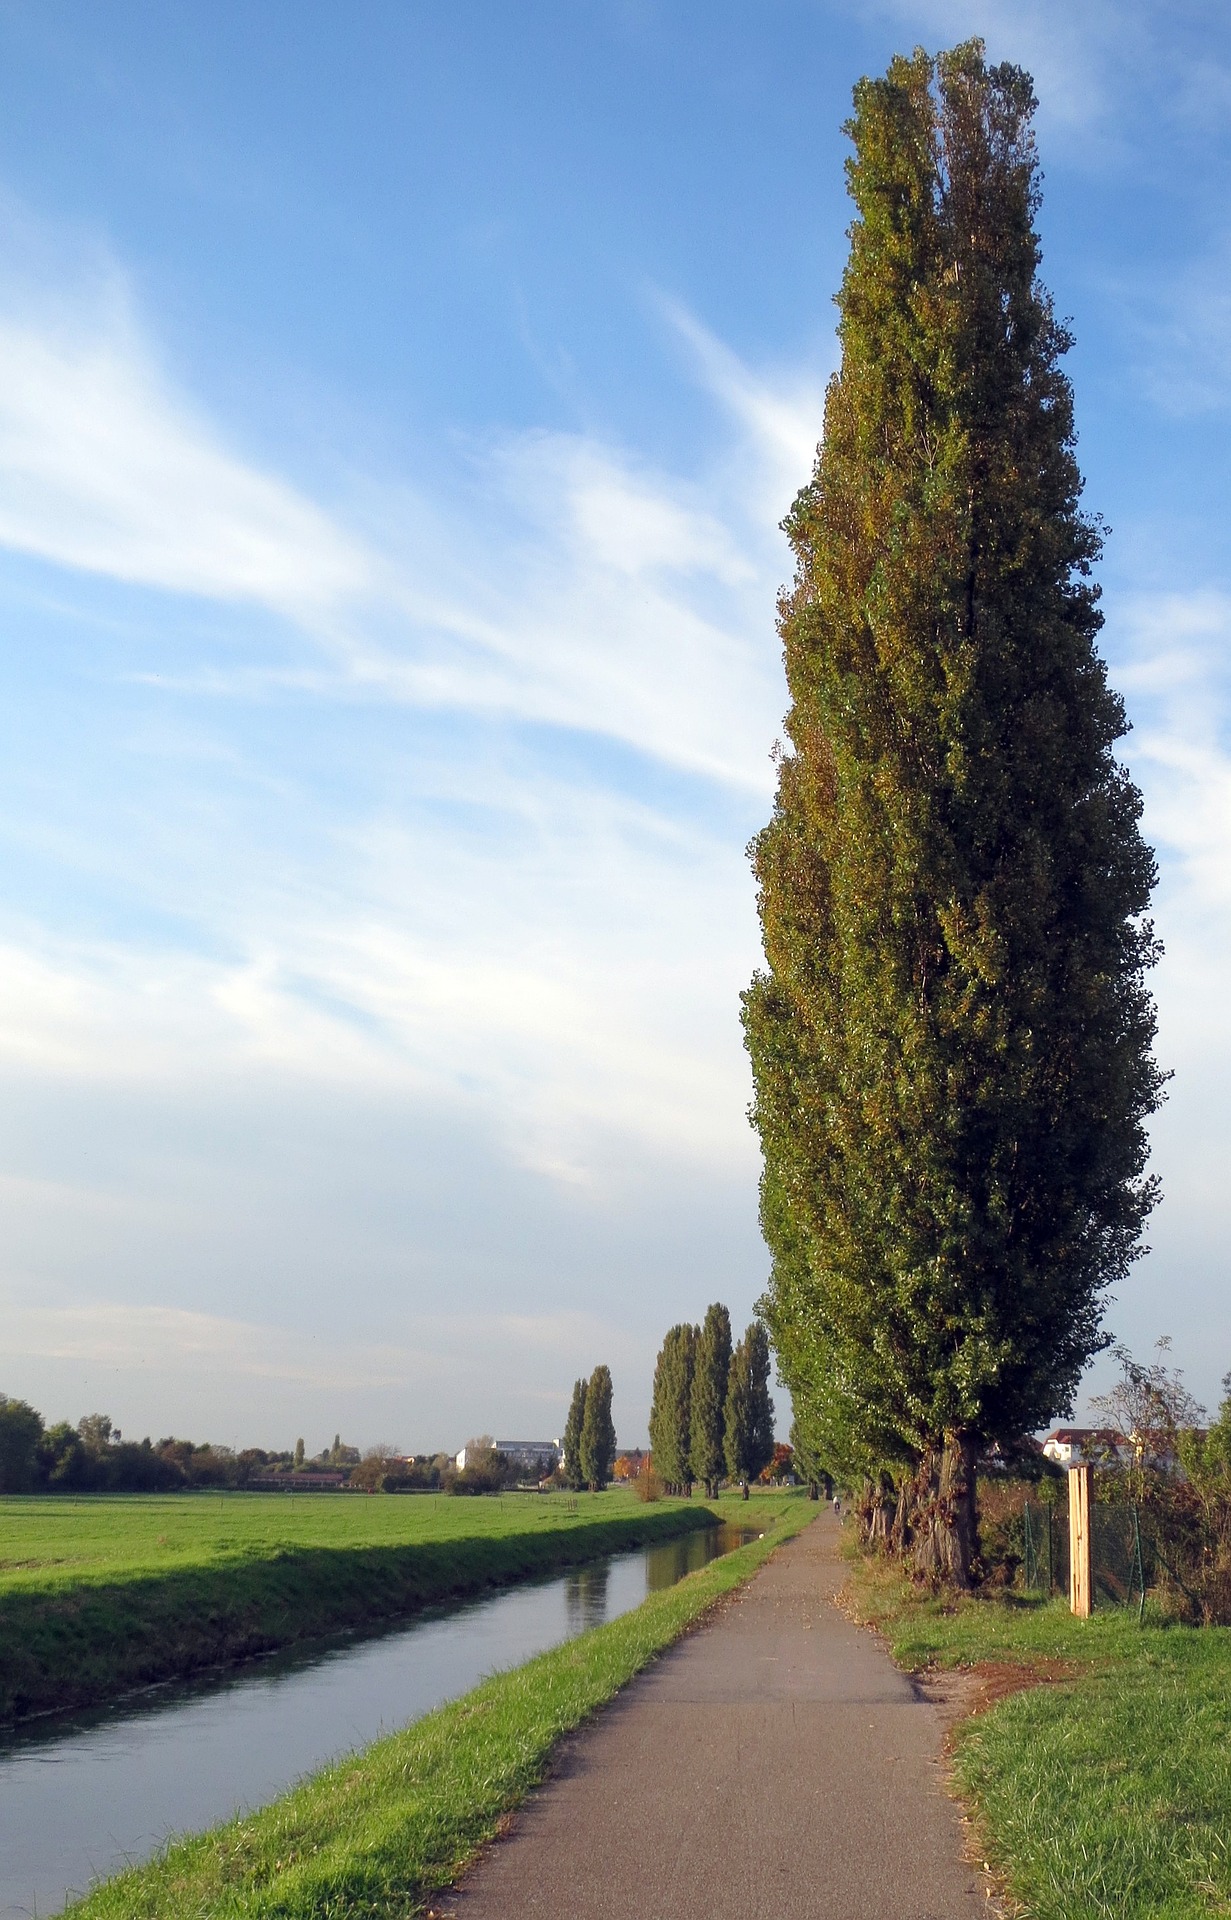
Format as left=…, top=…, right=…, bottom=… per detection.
left=647, top=1525, right=740, bottom=1590
left=564, top=1559, right=611, bottom=1633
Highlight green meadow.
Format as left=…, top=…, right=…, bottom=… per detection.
left=0, top=1488, right=723, bottom=1721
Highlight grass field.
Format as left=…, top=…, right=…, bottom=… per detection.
left=0, top=1489, right=724, bottom=1722
left=848, top=1545, right=1231, bottom=1919
left=0, top=1487, right=676, bottom=1591
left=64, top=1491, right=813, bottom=1920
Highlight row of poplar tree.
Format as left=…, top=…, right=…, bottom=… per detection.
left=649, top=1306, right=775, bottom=1499
left=560, top=1364, right=616, bottom=1491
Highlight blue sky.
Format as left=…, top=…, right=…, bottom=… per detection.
left=1, top=0, right=1230, bottom=1453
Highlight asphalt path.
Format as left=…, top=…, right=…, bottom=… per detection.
left=448, top=1513, right=990, bottom=1919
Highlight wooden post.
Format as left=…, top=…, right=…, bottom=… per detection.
left=1069, top=1462, right=1092, bottom=1617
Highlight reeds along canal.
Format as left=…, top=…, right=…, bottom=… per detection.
left=1, top=1522, right=755, bottom=1919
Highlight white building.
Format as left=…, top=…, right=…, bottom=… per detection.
left=454, top=1440, right=562, bottom=1473
left=1040, top=1427, right=1126, bottom=1466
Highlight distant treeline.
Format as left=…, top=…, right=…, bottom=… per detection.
left=0, top=1396, right=515, bottom=1496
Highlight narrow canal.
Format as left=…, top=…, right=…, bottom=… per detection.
left=0, top=1522, right=754, bottom=1918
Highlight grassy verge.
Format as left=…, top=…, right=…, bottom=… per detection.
left=0, top=1494, right=721, bottom=1722
left=64, top=1492, right=813, bottom=1920
left=848, top=1544, right=1231, bottom=1919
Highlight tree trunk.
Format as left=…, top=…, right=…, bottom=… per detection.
left=858, top=1475, right=894, bottom=1548
left=909, top=1433, right=979, bottom=1588
left=741, top=1479, right=749, bottom=1500
left=889, top=1479, right=912, bottom=1559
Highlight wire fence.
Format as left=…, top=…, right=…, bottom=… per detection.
left=986, top=1484, right=1148, bottom=1616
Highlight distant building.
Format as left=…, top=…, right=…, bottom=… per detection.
left=455, top=1440, right=562, bottom=1474
left=1040, top=1428, right=1126, bottom=1466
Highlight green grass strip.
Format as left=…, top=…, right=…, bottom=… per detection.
left=1, top=1503, right=717, bottom=1722
left=849, top=1550, right=1231, bottom=1919
left=66, top=1496, right=815, bottom=1920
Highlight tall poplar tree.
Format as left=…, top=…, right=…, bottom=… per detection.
left=690, top=1303, right=733, bottom=1497
left=562, top=1377, right=588, bottom=1492
left=648, top=1323, right=697, bottom=1493
left=724, top=1324, right=775, bottom=1499
left=742, top=43, right=1165, bottom=1583
left=579, top=1364, right=616, bottom=1491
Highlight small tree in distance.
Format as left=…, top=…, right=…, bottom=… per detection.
left=562, top=1378, right=588, bottom=1491
left=580, top=1365, right=616, bottom=1491
left=649, top=1323, right=697, bottom=1494
left=725, top=1324, right=775, bottom=1499
left=690, top=1303, right=732, bottom=1498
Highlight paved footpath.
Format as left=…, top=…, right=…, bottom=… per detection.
left=449, top=1514, right=990, bottom=1919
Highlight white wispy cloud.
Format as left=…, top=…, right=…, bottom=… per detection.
left=0, top=257, right=828, bottom=1183
left=0, top=271, right=823, bottom=791
left=1129, top=234, right=1231, bottom=419
left=656, top=296, right=828, bottom=516
left=0, top=311, right=372, bottom=612
left=0, top=767, right=763, bottom=1178
left=858, top=0, right=1139, bottom=136
left=0, top=242, right=823, bottom=1440
left=0, top=1295, right=636, bottom=1386
left=858, top=0, right=1231, bottom=159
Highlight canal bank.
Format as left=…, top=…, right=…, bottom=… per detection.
left=0, top=1497, right=719, bottom=1724
left=3, top=1524, right=750, bottom=1919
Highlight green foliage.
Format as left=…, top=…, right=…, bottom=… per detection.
left=63, top=1493, right=811, bottom=1920
left=788, top=1414, right=829, bottom=1497
left=579, top=1364, right=616, bottom=1490
left=689, top=1303, right=732, bottom=1496
left=649, top=1323, right=697, bottom=1492
left=0, top=1396, right=44, bottom=1492
left=724, top=1324, right=775, bottom=1489
left=562, top=1378, right=588, bottom=1490
left=0, top=1490, right=716, bottom=1721
left=1181, top=1376, right=1231, bottom=1487
left=743, top=41, right=1164, bottom=1483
